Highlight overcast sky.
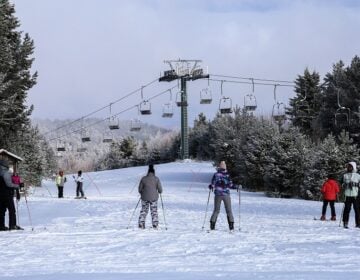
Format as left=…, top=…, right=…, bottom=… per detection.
left=11, top=0, right=360, bottom=129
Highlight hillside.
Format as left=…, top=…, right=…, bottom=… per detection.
left=2, top=161, right=360, bottom=280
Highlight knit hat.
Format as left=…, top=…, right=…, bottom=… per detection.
left=219, top=161, right=227, bottom=170
left=148, top=164, right=155, bottom=174
left=0, top=159, right=9, bottom=168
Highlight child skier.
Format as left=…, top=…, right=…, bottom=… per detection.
left=73, top=170, right=86, bottom=199
left=320, top=174, right=340, bottom=221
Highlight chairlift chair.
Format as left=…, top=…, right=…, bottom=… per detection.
left=272, top=102, right=286, bottom=122
left=219, top=97, right=233, bottom=114
left=200, top=88, right=212, bottom=104
left=81, top=130, right=91, bottom=142
left=140, top=100, right=152, bottom=115
left=130, top=119, right=141, bottom=132
left=176, top=91, right=188, bottom=107
left=162, top=103, right=174, bottom=118
left=102, top=132, right=113, bottom=143
left=244, top=94, right=257, bottom=111
left=335, top=107, right=350, bottom=128
left=77, top=147, right=87, bottom=153
left=108, top=116, right=120, bottom=130
left=56, top=141, right=66, bottom=152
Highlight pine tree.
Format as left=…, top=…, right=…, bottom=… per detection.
left=0, top=0, right=37, bottom=148
left=287, top=68, right=322, bottom=140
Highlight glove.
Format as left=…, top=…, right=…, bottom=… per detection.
left=208, top=184, right=214, bottom=191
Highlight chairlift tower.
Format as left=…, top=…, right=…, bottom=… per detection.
left=159, top=59, right=209, bottom=159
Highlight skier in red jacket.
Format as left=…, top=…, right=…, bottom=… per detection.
left=320, top=174, right=340, bottom=221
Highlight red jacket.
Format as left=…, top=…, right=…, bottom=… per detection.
left=321, top=179, right=340, bottom=201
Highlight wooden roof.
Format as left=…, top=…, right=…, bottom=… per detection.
left=0, top=149, right=23, bottom=162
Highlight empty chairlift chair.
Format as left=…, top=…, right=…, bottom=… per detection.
left=140, top=100, right=152, bottom=115
left=56, top=141, right=66, bottom=152
left=200, top=88, right=212, bottom=104
left=335, top=107, right=350, bottom=129
left=176, top=91, right=188, bottom=107
left=244, top=94, right=257, bottom=111
left=162, top=103, right=174, bottom=118
left=219, top=97, right=233, bottom=114
left=81, top=130, right=91, bottom=142
left=102, top=132, right=113, bottom=143
left=272, top=102, right=286, bottom=123
left=130, top=119, right=141, bottom=132
left=109, top=116, right=120, bottom=130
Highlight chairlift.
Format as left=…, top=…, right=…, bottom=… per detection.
left=244, top=94, right=257, bottom=111
left=77, top=146, right=87, bottom=153
left=162, top=103, right=174, bottom=118
left=81, top=130, right=91, bottom=142
left=56, top=141, right=66, bottom=152
left=130, top=119, right=141, bottom=132
left=140, top=100, right=152, bottom=115
left=200, top=88, right=212, bottom=104
left=219, top=80, right=232, bottom=114
left=109, top=116, right=119, bottom=130
left=272, top=102, right=286, bottom=122
left=102, top=132, right=113, bottom=143
left=219, top=97, right=233, bottom=114
left=176, top=91, right=188, bottom=107
left=244, top=78, right=257, bottom=111
left=335, top=107, right=350, bottom=128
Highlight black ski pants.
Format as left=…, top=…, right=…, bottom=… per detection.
left=57, top=185, right=64, bottom=198
left=342, top=196, right=360, bottom=226
left=322, top=200, right=336, bottom=217
left=0, top=196, right=16, bottom=228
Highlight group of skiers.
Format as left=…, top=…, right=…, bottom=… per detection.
left=2, top=157, right=360, bottom=231
left=320, top=161, right=360, bottom=228
left=55, top=170, right=86, bottom=199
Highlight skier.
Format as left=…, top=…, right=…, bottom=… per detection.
left=73, top=170, right=86, bottom=199
left=341, top=162, right=360, bottom=228
left=0, top=160, right=22, bottom=231
left=55, top=170, right=67, bottom=198
left=319, top=174, right=340, bottom=221
left=209, top=161, right=238, bottom=231
left=138, top=164, right=163, bottom=229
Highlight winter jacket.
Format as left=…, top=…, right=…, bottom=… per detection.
left=211, top=168, right=234, bottom=196
left=0, top=165, right=19, bottom=198
left=321, top=179, right=340, bottom=201
left=55, top=175, right=67, bottom=187
left=342, top=162, right=360, bottom=198
left=138, top=173, right=162, bottom=202
left=74, top=175, right=84, bottom=184
left=12, top=175, right=21, bottom=185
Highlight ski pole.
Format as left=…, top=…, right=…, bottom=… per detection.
left=160, top=193, right=168, bottom=230
left=16, top=198, right=20, bottom=227
left=85, top=173, right=102, bottom=196
left=23, top=188, right=34, bottom=231
left=238, top=184, right=242, bottom=231
left=201, top=188, right=211, bottom=231
left=126, top=198, right=141, bottom=229
left=339, top=203, right=345, bottom=227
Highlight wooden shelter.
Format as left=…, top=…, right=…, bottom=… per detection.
left=0, top=149, right=23, bottom=173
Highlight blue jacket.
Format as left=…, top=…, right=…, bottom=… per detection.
left=211, top=168, right=235, bottom=196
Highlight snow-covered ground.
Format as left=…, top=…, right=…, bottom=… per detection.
left=1, top=161, right=360, bottom=280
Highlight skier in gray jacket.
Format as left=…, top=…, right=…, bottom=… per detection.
left=138, top=164, right=163, bottom=229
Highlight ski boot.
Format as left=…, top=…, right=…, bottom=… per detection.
left=9, top=225, right=24, bottom=230
left=330, top=216, right=336, bottom=221
left=344, top=222, right=349, bottom=229
left=320, top=215, right=326, bottom=221
left=0, top=225, right=9, bottom=231
left=210, top=221, right=216, bottom=230
left=228, top=222, right=234, bottom=232
left=138, top=223, right=145, bottom=229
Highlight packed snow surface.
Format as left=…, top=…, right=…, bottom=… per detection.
left=1, top=161, right=360, bottom=280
